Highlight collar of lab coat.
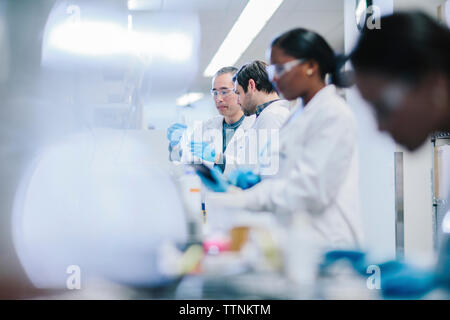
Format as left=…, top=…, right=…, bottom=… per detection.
left=203, top=114, right=255, bottom=131
left=284, top=85, right=337, bottom=126
left=303, top=84, right=337, bottom=112
left=255, top=99, right=281, bottom=117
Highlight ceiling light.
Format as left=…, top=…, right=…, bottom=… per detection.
left=203, top=0, right=284, bottom=77
left=48, top=21, right=129, bottom=56
left=176, top=92, right=204, bottom=106
left=128, top=0, right=163, bottom=11
left=47, top=20, right=193, bottom=62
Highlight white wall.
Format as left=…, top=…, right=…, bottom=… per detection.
left=144, top=96, right=217, bottom=130
left=399, top=142, right=434, bottom=264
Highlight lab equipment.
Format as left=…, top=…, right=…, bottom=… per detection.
left=13, top=129, right=188, bottom=288
left=284, top=214, right=324, bottom=288
left=201, top=201, right=207, bottom=224
left=177, top=166, right=203, bottom=244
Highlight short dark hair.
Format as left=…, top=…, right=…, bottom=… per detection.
left=232, top=60, right=275, bottom=93
left=350, top=11, right=450, bottom=83
left=214, top=66, right=238, bottom=77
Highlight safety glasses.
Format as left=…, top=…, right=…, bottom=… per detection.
left=266, top=59, right=307, bottom=82
left=210, top=88, right=235, bottom=98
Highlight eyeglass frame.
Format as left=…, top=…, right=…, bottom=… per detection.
left=266, top=58, right=307, bottom=82
left=210, top=87, right=235, bottom=98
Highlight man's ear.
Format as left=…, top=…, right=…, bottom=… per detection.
left=248, top=79, right=256, bottom=92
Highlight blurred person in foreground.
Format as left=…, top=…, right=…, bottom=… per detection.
left=322, top=11, right=450, bottom=299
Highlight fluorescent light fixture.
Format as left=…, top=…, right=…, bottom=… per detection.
left=47, top=20, right=193, bottom=62
left=176, top=92, right=204, bottom=106
left=48, top=21, right=129, bottom=56
left=203, top=0, right=284, bottom=77
left=128, top=0, right=163, bottom=11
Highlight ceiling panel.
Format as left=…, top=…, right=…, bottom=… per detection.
left=187, top=0, right=345, bottom=94
left=126, top=0, right=346, bottom=119
left=162, top=0, right=232, bottom=11
left=298, top=0, right=345, bottom=11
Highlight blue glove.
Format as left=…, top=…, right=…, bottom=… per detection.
left=196, top=166, right=229, bottom=192
left=320, top=250, right=367, bottom=275
left=377, top=261, right=436, bottom=298
left=167, top=123, right=187, bottom=147
left=320, top=250, right=438, bottom=299
left=190, top=141, right=216, bottom=162
left=228, top=168, right=261, bottom=190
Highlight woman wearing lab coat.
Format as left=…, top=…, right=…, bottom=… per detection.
left=205, top=28, right=364, bottom=250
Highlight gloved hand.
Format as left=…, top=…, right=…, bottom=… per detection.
left=228, top=168, right=261, bottom=190
left=320, top=250, right=438, bottom=299
left=320, top=250, right=367, bottom=275
left=190, top=141, right=216, bottom=163
left=167, top=123, right=187, bottom=147
left=376, top=260, right=436, bottom=298
left=196, top=166, right=229, bottom=192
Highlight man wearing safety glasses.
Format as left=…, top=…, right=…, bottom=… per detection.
left=167, top=66, right=255, bottom=175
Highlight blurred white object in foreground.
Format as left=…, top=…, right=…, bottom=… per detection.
left=12, top=129, right=187, bottom=289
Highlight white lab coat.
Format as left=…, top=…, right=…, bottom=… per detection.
left=223, top=99, right=291, bottom=176
left=172, top=115, right=256, bottom=175
left=253, top=99, right=291, bottom=130
left=209, top=85, right=364, bottom=249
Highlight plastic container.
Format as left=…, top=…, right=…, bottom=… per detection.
left=177, top=166, right=203, bottom=244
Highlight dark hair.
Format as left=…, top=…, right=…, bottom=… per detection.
left=271, top=28, right=351, bottom=88
left=350, top=11, right=450, bottom=83
left=232, top=60, right=276, bottom=93
left=214, top=66, right=238, bottom=77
